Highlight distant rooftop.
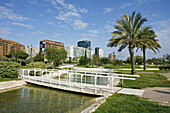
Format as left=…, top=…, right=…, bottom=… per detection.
left=40, top=39, right=64, bottom=44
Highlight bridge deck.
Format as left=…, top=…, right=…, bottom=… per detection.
left=20, top=75, right=121, bottom=96
left=19, top=69, right=140, bottom=96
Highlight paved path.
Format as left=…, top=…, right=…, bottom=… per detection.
left=160, top=72, right=170, bottom=80
left=140, top=87, right=170, bottom=106
left=0, top=80, right=26, bottom=91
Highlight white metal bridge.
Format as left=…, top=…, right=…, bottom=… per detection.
left=18, top=69, right=140, bottom=96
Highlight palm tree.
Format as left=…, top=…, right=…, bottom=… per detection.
left=136, top=26, right=161, bottom=70
left=108, top=11, right=147, bottom=74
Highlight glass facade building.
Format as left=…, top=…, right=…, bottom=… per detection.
left=77, top=40, right=91, bottom=49
left=65, top=45, right=93, bottom=60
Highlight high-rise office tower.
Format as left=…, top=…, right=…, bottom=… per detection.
left=77, top=40, right=91, bottom=49
left=95, top=47, right=104, bottom=58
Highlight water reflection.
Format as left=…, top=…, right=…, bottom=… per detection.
left=0, top=84, right=95, bottom=113
left=56, top=74, right=109, bottom=86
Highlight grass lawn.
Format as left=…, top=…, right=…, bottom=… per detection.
left=94, top=93, right=170, bottom=113
left=0, top=77, right=21, bottom=82
left=104, top=64, right=142, bottom=69
left=116, top=71, right=170, bottom=89
left=77, top=65, right=98, bottom=68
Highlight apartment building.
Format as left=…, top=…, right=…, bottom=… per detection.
left=0, top=38, right=25, bottom=59
left=40, top=39, right=64, bottom=56
left=25, top=45, right=39, bottom=58
left=109, top=52, right=116, bottom=61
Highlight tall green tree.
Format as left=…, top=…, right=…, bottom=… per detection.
left=135, top=55, right=143, bottom=65
left=34, top=51, right=44, bottom=62
left=84, top=50, right=87, bottom=66
left=137, top=26, right=161, bottom=70
left=46, top=47, right=67, bottom=69
left=92, top=54, right=99, bottom=66
left=101, top=57, right=111, bottom=65
left=14, top=50, right=29, bottom=65
left=5, top=52, right=12, bottom=59
left=108, top=11, right=147, bottom=74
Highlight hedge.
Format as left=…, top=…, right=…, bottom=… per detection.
left=0, top=61, right=20, bottom=78
left=29, top=62, right=46, bottom=68
left=159, top=65, right=170, bottom=70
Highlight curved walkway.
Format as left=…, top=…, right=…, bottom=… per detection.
left=140, top=87, right=170, bottom=106
left=160, top=72, right=170, bottom=80
left=0, top=80, right=26, bottom=91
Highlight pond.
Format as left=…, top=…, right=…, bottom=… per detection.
left=0, top=84, right=96, bottom=113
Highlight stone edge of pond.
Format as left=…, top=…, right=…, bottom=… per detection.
left=81, top=93, right=112, bottom=113
left=0, top=80, right=27, bottom=92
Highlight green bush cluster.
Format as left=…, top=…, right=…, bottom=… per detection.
left=29, top=71, right=47, bottom=76
left=159, top=65, right=170, bottom=70
left=29, top=62, right=46, bottom=68
left=0, top=61, right=20, bottom=78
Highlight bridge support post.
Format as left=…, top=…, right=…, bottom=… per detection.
left=94, top=75, right=97, bottom=94
left=42, top=71, right=44, bottom=84
left=22, top=69, right=25, bottom=79
left=112, top=77, right=114, bottom=92
left=50, top=71, right=51, bottom=86
left=34, top=69, right=36, bottom=82
left=59, top=72, right=60, bottom=88
left=69, top=73, right=71, bottom=90
left=81, top=74, right=83, bottom=92
left=122, top=75, right=124, bottom=87
left=28, top=70, right=30, bottom=80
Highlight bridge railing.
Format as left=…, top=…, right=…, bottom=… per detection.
left=18, top=69, right=140, bottom=94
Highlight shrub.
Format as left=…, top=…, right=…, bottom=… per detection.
left=29, top=71, right=47, bottom=76
left=29, top=62, right=46, bottom=68
left=114, top=60, right=123, bottom=65
left=21, top=61, right=26, bottom=66
left=0, top=61, right=20, bottom=78
left=159, top=65, right=170, bottom=70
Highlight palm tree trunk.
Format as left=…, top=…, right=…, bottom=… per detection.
left=129, top=46, right=136, bottom=74
left=143, top=47, right=146, bottom=70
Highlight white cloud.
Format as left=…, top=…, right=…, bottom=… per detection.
left=12, top=22, right=33, bottom=29
left=32, top=31, right=46, bottom=35
left=44, top=21, right=56, bottom=26
left=135, top=0, right=160, bottom=5
left=119, top=3, right=133, bottom=9
left=55, top=11, right=81, bottom=22
left=0, top=27, right=11, bottom=37
left=80, top=8, right=88, bottom=13
left=0, top=6, right=29, bottom=21
left=152, top=13, right=160, bottom=18
left=5, top=3, right=15, bottom=7
left=46, top=9, right=55, bottom=14
left=147, top=19, right=170, bottom=58
left=104, top=25, right=114, bottom=32
left=28, top=0, right=38, bottom=5
left=52, top=33, right=62, bottom=38
left=46, top=0, right=88, bottom=30
left=80, top=30, right=99, bottom=37
left=72, top=20, right=88, bottom=30
left=103, top=8, right=112, bottom=13
left=88, top=30, right=99, bottom=34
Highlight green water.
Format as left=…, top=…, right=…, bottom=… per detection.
left=0, top=84, right=96, bottom=113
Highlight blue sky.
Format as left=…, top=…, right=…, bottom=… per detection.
left=0, top=0, right=170, bottom=60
